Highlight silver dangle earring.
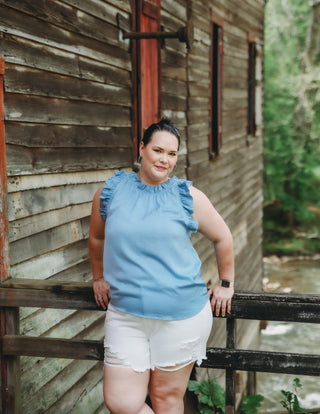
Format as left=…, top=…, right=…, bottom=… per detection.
left=133, top=155, right=142, bottom=172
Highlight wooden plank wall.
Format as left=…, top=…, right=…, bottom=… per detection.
left=1, top=1, right=133, bottom=412
left=161, top=0, right=189, bottom=177
left=0, top=0, right=265, bottom=411
left=186, top=0, right=264, bottom=287
left=185, top=0, right=265, bottom=393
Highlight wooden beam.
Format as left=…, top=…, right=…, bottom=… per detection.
left=203, top=348, right=320, bottom=376
left=2, top=335, right=104, bottom=361
left=228, top=291, right=320, bottom=323
left=3, top=334, right=320, bottom=379
left=225, top=318, right=236, bottom=414
left=0, top=313, right=20, bottom=414
left=1, top=278, right=94, bottom=292
left=0, top=286, right=100, bottom=310
left=1, top=283, right=320, bottom=322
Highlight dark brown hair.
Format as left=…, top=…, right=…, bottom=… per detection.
left=142, top=117, right=180, bottom=149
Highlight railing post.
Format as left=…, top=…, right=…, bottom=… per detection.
left=225, top=317, right=236, bottom=414
left=1, top=310, right=20, bottom=413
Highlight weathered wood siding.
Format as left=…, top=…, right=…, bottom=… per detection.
left=1, top=0, right=264, bottom=411
left=185, top=0, right=265, bottom=392
left=160, top=0, right=189, bottom=177
left=1, top=1, right=133, bottom=412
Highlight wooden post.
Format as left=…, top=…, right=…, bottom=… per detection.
left=0, top=56, right=21, bottom=414
left=225, top=317, right=236, bottom=414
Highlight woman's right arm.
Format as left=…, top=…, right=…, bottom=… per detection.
left=89, top=185, right=110, bottom=309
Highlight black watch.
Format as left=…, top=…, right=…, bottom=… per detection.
left=220, top=280, right=234, bottom=288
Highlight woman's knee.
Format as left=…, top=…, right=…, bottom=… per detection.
left=148, top=364, right=194, bottom=412
left=149, top=379, right=184, bottom=410
left=103, top=365, right=150, bottom=414
left=104, top=389, right=146, bottom=414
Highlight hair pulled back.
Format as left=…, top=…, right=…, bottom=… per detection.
left=141, top=117, right=180, bottom=149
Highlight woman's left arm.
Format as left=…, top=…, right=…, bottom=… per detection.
left=189, top=186, right=234, bottom=317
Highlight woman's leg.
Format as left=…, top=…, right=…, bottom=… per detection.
left=103, top=365, right=154, bottom=414
left=148, top=362, right=194, bottom=414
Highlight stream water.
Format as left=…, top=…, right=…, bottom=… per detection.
left=257, top=257, right=320, bottom=411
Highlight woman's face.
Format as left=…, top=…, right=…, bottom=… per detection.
left=139, top=130, right=179, bottom=185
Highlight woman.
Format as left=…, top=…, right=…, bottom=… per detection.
left=89, top=118, right=234, bottom=414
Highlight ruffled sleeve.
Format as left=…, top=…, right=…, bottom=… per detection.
left=177, top=179, right=198, bottom=232
left=99, top=171, right=126, bottom=220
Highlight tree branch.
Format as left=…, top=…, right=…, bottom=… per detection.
left=305, top=0, right=320, bottom=65
left=279, top=0, right=303, bottom=56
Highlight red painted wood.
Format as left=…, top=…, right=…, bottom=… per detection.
left=131, top=2, right=139, bottom=162
left=131, top=0, right=161, bottom=160
left=140, top=0, right=161, bottom=133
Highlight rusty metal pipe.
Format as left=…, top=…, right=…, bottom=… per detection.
left=122, top=20, right=194, bottom=49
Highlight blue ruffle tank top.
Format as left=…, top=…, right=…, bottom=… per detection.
left=99, top=171, right=208, bottom=320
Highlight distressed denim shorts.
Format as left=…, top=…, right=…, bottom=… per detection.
left=104, top=300, right=213, bottom=372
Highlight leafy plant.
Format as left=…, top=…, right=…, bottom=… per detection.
left=280, top=378, right=308, bottom=414
left=188, top=378, right=264, bottom=414
left=240, top=394, right=264, bottom=414
left=188, top=378, right=225, bottom=414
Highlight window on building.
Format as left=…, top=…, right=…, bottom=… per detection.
left=210, top=14, right=224, bottom=156
left=248, top=38, right=257, bottom=136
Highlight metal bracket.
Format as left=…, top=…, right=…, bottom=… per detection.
left=117, top=14, right=194, bottom=49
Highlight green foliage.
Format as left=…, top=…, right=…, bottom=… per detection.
left=263, top=203, right=320, bottom=256
left=188, top=377, right=312, bottom=414
left=240, top=394, right=264, bottom=414
left=188, top=379, right=264, bottom=414
left=264, top=0, right=320, bottom=226
left=280, top=378, right=308, bottom=414
left=188, top=378, right=225, bottom=414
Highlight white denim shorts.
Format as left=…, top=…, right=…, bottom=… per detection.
left=104, top=300, right=213, bottom=372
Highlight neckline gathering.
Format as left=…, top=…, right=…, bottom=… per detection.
left=131, top=171, right=176, bottom=192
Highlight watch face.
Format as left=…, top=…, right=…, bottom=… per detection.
left=221, top=280, right=230, bottom=287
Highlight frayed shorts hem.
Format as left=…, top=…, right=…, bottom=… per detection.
left=104, top=346, right=208, bottom=372
left=103, top=356, right=207, bottom=372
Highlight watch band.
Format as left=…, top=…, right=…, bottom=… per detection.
left=220, top=280, right=234, bottom=288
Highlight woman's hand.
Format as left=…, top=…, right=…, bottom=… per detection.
left=93, top=278, right=110, bottom=310
left=208, top=284, right=234, bottom=317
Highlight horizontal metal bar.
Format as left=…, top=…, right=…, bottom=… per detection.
left=123, top=31, right=178, bottom=40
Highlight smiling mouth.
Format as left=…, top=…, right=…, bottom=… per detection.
left=155, top=165, right=167, bottom=171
